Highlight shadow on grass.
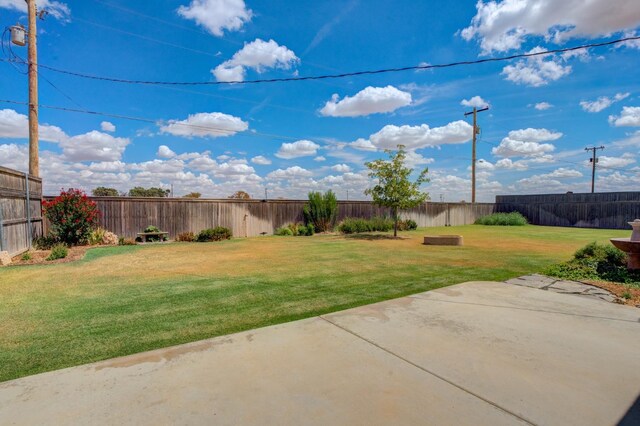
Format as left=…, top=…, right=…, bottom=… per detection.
left=343, top=234, right=409, bottom=241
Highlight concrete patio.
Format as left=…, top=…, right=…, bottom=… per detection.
left=1, top=280, right=639, bottom=425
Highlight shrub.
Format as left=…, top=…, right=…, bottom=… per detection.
left=544, top=241, right=640, bottom=284
left=275, top=226, right=293, bottom=236
left=142, top=225, right=166, bottom=242
left=46, top=243, right=68, bottom=261
left=405, top=219, right=418, bottom=230
left=144, top=225, right=161, bottom=233
left=197, top=227, right=232, bottom=242
left=176, top=232, right=196, bottom=242
left=43, top=188, right=100, bottom=245
left=21, top=252, right=32, bottom=261
left=33, top=234, right=58, bottom=250
left=102, top=231, right=118, bottom=245
left=303, top=190, right=338, bottom=233
left=118, top=237, right=137, bottom=246
left=88, top=228, right=106, bottom=245
left=475, top=212, right=528, bottom=226
left=337, top=217, right=395, bottom=234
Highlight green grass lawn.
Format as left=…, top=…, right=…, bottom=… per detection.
left=0, top=225, right=627, bottom=382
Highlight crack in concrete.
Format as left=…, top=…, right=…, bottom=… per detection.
left=318, top=315, right=537, bottom=426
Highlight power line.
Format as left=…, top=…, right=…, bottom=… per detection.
left=0, top=99, right=301, bottom=141
left=4, top=36, right=638, bottom=87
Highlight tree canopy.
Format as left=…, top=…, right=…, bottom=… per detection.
left=128, top=187, right=170, bottom=197
left=228, top=191, right=251, bottom=199
left=364, top=145, right=429, bottom=237
left=183, top=192, right=202, bottom=198
left=91, top=187, right=119, bottom=197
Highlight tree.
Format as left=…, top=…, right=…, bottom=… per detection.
left=228, top=190, right=251, bottom=199
left=364, top=145, right=429, bottom=237
left=42, top=188, right=100, bottom=245
left=128, top=187, right=170, bottom=197
left=303, top=190, right=337, bottom=232
left=183, top=192, right=202, bottom=198
left=92, top=186, right=119, bottom=197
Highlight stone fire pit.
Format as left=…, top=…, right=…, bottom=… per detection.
left=423, top=235, right=463, bottom=246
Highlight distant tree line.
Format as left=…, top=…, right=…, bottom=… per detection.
left=91, top=187, right=253, bottom=199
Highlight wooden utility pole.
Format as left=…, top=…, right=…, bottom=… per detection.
left=27, top=0, right=39, bottom=177
left=585, top=146, right=604, bottom=193
left=463, top=106, right=489, bottom=203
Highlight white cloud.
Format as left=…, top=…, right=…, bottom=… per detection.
left=580, top=92, right=630, bottom=113
left=495, top=158, right=529, bottom=170
left=0, top=0, right=70, bottom=20
left=501, top=47, right=571, bottom=87
left=100, top=121, right=116, bottom=132
left=313, top=156, right=326, bottom=162
left=534, top=102, right=553, bottom=110
left=460, top=96, right=489, bottom=108
left=159, top=112, right=248, bottom=138
left=251, top=155, right=272, bottom=165
left=349, top=138, right=377, bottom=151
left=331, top=164, right=351, bottom=173
left=212, top=39, right=299, bottom=82
left=60, top=131, right=130, bottom=162
left=461, top=0, right=640, bottom=54
left=595, top=155, right=635, bottom=169
left=319, top=86, right=412, bottom=117
left=370, top=120, right=473, bottom=150
left=0, top=109, right=68, bottom=142
left=492, top=128, right=561, bottom=158
left=267, top=166, right=313, bottom=180
left=612, top=130, right=640, bottom=148
left=619, top=30, right=640, bottom=49
left=507, top=128, right=562, bottom=142
left=275, top=140, right=320, bottom=159
left=157, top=145, right=176, bottom=158
left=404, top=151, right=434, bottom=168
left=177, top=0, right=252, bottom=36
left=516, top=175, right=565, bottom=191
left=542, top=168, right=583, bottom=178
left=609, top=106, right=640, bottom=127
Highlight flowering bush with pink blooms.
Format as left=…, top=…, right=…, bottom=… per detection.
left=43, top=189, right=100, bottom=245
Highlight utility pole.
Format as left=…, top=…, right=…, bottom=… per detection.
left=463, top=106, right=489, bottom=203
left=27, top=0, right=39, bottom=177
left=585, top=146, right=604, bottom=193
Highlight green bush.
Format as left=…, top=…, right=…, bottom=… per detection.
left=275, top=223, right=314, bottom=236
left=176, top=232, right=196, bottom=242
left=303, top=190, right=338, bottom=233
left=21, top=252, right=32, bottom=261
left=405, top=219, right=418, bottom=230
left=475, top=212, right=528, bottom=226
left=144, top=225, right=160, bottom=233
left=337, top=217, right=395, bottom=234
left=46, top=243, right=68, bottom=261
left=33, top=234, right=59, bottom=250
left=197, top=227, right=232, bottom=242
left=275, top=226, right=294, bottom=236
left=544, top=241, right=640, bottom=284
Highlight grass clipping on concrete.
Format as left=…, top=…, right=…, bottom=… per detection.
left=0, top=225, right=628, bottom=382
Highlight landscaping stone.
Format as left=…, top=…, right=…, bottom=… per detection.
left=505, top=274, right=618, bottom=303
left=0, top=251, right=11, bottom=266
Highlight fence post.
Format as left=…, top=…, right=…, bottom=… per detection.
left=25, top=173, right=32, bottom=249
left=0, top=201, right=4, bottom=252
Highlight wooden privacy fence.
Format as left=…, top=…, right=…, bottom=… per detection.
left=496, top=192, right=640, bottom=230
left=0, top=166, right=43, bottom=256
left=43, top=197, right=496, bottom=239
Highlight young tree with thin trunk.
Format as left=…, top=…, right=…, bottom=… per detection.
left=365, top=145, right=429, bottom=237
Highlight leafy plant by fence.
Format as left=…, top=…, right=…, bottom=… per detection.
left=474, top=212, right=528, bottom=226
left=303, top=190, right=338, bottom=233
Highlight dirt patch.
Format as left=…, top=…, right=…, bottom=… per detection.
left=11, top=246, right=93, bottom=266
left=584, top=280, right=640, bottom=307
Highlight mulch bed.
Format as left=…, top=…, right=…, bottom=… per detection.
left=584, top=280, right=640, bottom=307
left=10, top=246, right=92, bottom=266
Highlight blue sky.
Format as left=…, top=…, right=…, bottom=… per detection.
left=1, top=0, right=639, bottom=200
